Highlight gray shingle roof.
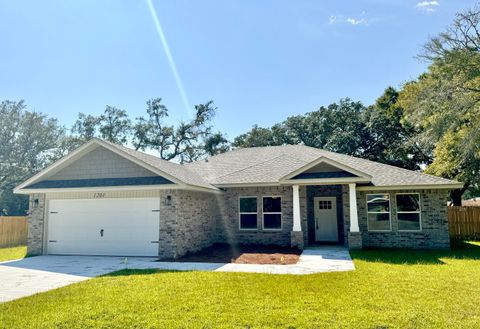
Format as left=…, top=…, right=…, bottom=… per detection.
left=99, top=141, right=460, bottom=189
left=101, top=140, right=216, bottom=190
left=186, top=145, right=460, bottom=188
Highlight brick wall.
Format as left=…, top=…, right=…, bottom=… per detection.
left=170, top=190, right=218, bottom=259
left=215, top=186, right=307, bottom=246
left=26, top=193, right=46, bottom=255
left=356, top=189, right=450, bottom=249
left=25, top=186, right=451, bottom=257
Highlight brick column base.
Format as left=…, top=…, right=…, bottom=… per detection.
left=348, top=232, right=362, bottom=249
left=291, top=231, right=304, bottom=250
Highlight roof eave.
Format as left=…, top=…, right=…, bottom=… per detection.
left=15, top=183, right=221, bottom=195
left=279, top=177, right=371, bottom=185
left=356, top=183, right=465, bottom=191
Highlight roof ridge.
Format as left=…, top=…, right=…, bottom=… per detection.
left=212, top=154, right=288, bottom=180
left=194, top=144, right=309, bottom=164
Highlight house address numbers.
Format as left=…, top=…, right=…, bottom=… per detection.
left=93, top=192, right=106, bottom=199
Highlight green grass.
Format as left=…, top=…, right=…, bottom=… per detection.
left=1, top=242, right=480, bottom=328
left=0, top=245, right=27, bottom=262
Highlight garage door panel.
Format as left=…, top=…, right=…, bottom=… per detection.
left=47, top=198, right=160, bottom=256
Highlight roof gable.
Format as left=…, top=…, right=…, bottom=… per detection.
left=45, top=146, right=159, bottom=181
left=280, top=156, right=372, bottom=184
left=15, top=139, right=218, bottom=193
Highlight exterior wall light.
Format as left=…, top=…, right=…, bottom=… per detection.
left=33, top=198, right=39, bottom=209
left=164, top=195, right=172, bottom=206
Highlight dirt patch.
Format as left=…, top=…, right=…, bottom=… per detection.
left=171, top=244, right=301, bottom=265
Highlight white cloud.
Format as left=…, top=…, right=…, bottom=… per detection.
left=329, top=15, right=337, bottom=24
left=328, top=13, right=369, bottom=26
left=346, top=18, right=367, bottom=25
left=416, top=1, right=439, bottom=12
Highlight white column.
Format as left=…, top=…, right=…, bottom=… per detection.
left=349, top=183, right=360, bottom=232
left=292, top=185, right=302, bottom=232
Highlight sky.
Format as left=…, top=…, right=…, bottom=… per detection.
left=0, top=0, right=475, bottom=139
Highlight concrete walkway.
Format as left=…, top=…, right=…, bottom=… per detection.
left=0, top=246, right=354, bottom=303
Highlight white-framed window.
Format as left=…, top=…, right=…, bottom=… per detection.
left=239, top=196, right=258, bottom=230
left=262, top=196, right=282, bottom=230
left=396, top=193, right=422, bottom=231
left=366, top=194, right=391, bottom=231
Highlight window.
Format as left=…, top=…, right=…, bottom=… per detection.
left=263, top=196, right=282, bottom=230
left=396, top=193, right=421, bottom=231
left=318, top=200, right=332, bottom=210
left=239, top=197, right=258, bottom=230
left=367, top=194, right=391, bottom=231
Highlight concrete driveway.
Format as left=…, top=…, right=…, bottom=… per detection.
left=0, top=256, right=222, bottom=303
left=0, top=247, right=354, bottom=303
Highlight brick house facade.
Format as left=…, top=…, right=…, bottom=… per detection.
left=17, top=139, right=459, bottom=258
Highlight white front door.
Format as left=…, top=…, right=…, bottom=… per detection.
left=314, top=197, right=338, bottom=242
left=47, top=198, right=160, bottom=256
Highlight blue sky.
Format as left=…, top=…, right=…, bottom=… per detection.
left=0, top=0, right=474, bottom=139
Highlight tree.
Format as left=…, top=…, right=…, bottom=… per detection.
left=362, top=87, right=431, bottom=170
left=233, top=99, right=371, bottom=155
left=132, top=99, right=217, bottom=163
left=399, top=5, right=480, bottom=204
left=233, top=95, right=431, bottom=170
left=233, top=125, right=282, bottom=147
left=71, top=113, right=101, bottom=141
left=204, top=132, right=230, bottom=156
left=0, top=100, right=66, bottom=215
left=99, top=106, right=131, bottom=144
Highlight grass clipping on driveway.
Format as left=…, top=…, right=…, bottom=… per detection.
left=1, top=242, right=480, bottom=328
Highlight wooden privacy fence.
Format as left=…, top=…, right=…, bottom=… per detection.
left=0, top=216, right=27, bottom=247
left=448, top=207, right=480, bottom=240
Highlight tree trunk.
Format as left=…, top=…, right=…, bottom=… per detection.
left=450, top=189, right=463, bottom=206
left=450, top=181, right=470, bottom=206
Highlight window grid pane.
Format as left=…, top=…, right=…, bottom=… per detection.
left=263, top=197, right=281, bottom=212
left=239, top=197, right=257, bottom=230
left=396, top=194, right=420, bottom=212
left=240, top=214, right=257, bottom=230
left=398, top=213, right=421, bottom=231
left=263, top=196, right=282, bottom=230
left=263, top=213, right=281, bottom=230
left=240, top=197, right=257, bottom=213
left=318, top=200, right=332, bottom=210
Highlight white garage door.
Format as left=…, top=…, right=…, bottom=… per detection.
left=47, top=198, right=160, bottom=256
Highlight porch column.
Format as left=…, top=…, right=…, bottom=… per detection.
left=292, top=184, right=301, bottom=232
left=348, top=183, right=362, bottom=249
left=349, top=183, right=359, bottom=232
left=291, top=185, right=304, bottom=249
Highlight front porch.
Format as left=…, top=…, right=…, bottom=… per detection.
left=291, top=183, right=362, bottom=250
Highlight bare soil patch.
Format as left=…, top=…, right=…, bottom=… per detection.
left=172, top=243, right=301, bottom=265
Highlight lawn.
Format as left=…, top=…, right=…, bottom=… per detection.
left=0, top=245, right=26, bottom=262
left=1, top=242, right=480, bottom=328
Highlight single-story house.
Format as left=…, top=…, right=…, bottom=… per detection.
left=15, top=139, right=463, bottom=258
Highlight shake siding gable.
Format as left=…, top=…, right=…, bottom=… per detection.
left=47, top=147, right=158, bottom=181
